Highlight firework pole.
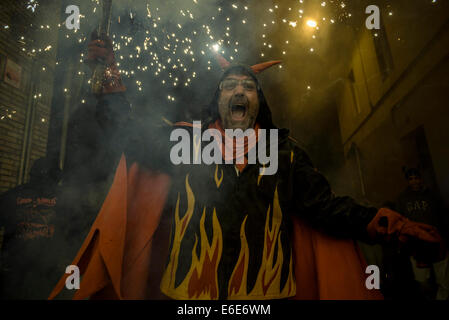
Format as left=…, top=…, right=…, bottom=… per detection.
left=91, top=0, right=112, bottom=95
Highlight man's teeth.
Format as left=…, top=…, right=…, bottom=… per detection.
left=231, top=105, right=246, bottom=119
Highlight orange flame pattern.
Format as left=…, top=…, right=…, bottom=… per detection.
left=186, top=207, right=222, bottom=299
left=258, top=165, right=266, bottom=186
left=228, top=215, right=250, bottom=297
left=214, top=164, right=223, bottom=188
left=228, top=186, right=295, bottom=299
left=161, top=175, right=295, bottom=299
left=160, top=174, right=223, bottom=300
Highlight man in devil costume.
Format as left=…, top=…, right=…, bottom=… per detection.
left=49, top=35, right=443, bottom=300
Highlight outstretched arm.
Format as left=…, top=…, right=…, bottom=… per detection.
left=292, top=146, right=442, bottom=247
left=292, top=146, right=377, bottom=241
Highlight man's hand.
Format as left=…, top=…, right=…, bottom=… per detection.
left=87, top=32, right=115, bottom=69
left=86, top=31, right=125, bottom=94
left=367, top=208, right=441, bottom=243
left=367, top=208, right=445, bottom=263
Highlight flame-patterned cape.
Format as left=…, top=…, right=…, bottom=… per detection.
left=48, top=149, right=382, bottom=300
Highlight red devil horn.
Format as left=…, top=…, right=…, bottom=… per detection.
left=250, top=60, right=282, bottom=74
left=213, top=52, right=231, bottom=70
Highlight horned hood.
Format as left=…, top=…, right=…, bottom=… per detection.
left=203, top=61, right=281, bottom=129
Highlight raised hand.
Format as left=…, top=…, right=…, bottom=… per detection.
left=87, top=31, right=115, bottom=69
left=86, top=31, right=125, bottom=94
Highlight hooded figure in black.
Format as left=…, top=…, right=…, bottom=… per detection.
left=47, top=36, right=442, bottom=300
left=150, top=63, right=382, bottom=300
left=201, top=64, right=276, bottom=130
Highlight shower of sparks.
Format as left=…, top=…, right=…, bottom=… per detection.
left=7, top=0, right=399, bottom=102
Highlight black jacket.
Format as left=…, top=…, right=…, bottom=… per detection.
left=60, top=92, right=377, bottom=299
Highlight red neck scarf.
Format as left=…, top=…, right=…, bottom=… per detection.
left=208, top=119, right=260, bottom=172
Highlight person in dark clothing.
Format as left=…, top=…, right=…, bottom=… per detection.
left=396, top=167, right=446, bottom=229
left=395, top=167, right=449, bottom=300
left=49, top=34, right=443, bottom=300
left=0, top=157, right=62, bottom=299
left=380, top=201, right=421, bottom=300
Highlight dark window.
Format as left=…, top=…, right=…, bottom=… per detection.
left=372, top=15, right=394, bottom=81
left=348, top=69, right=361, bottom=114
left=347, top=143, right=366, bottom=200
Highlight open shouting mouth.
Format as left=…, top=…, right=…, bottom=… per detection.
left=230, top=103, right=247, bottom=121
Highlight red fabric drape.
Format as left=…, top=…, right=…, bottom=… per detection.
left=208, top=119, right=260, bottom=172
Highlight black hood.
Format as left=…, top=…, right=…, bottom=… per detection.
left=202, top=64, right=276, bottom=129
